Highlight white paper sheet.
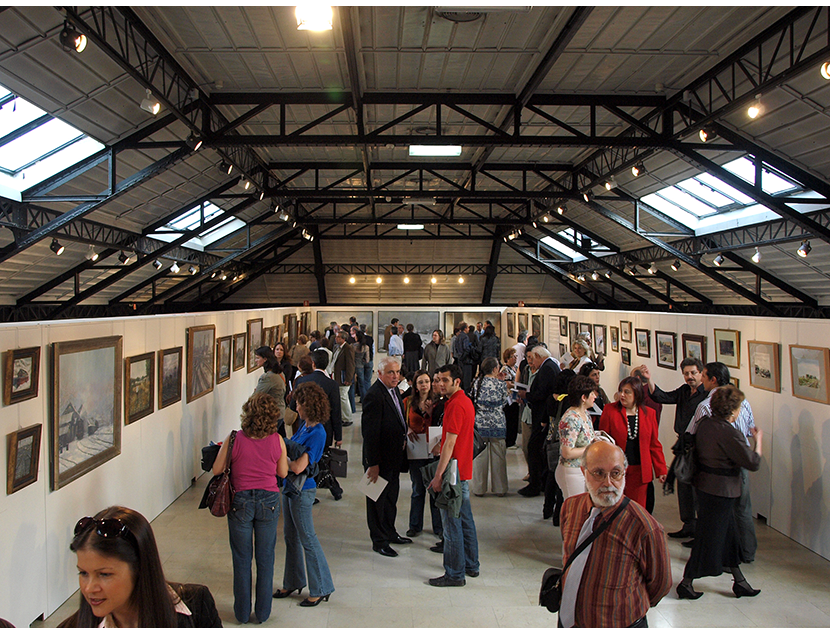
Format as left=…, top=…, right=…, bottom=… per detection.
left=356, top=470, right=388, bottom=502
left=428, top=426, right=443, bottom=455
left=406, top=432, right=429, bottom=460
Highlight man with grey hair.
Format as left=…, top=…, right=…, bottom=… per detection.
left=558, top=440, right=671, bottom=627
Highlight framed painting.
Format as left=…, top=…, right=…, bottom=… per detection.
left=579, top=322, right=591, bottom=338
left=264, top=326, right=275, bottom=348
left=748, top=341, right=780, bottom=393
left=300, top=311, right=310, bottom=337
left=789, top=345, right=830, bottom=404
left=7, top=423, right=42, bottom=495
left=288, top=314, right=298, bottom=349
left=593, top=324, right=606, bottom=356
left=3, top=346, right=41, bottom=405
left=517, top=313, right=529, bottom=337
left=682, top=334, right=706, bottom=363
left=531, top=314, right=544, bottom=342
left=620, top=320, right=632, bottom=343
left=621, top=347, right=632, bottom=366
left=186, top=325, right=215, bottom=403
left=50, top=336, right=122, bottom=491
left=635, top=328, right=651, bottom=358
left=506, top=312, right=515, bottom=339
left=655, top=331, right=677, bottom=370
left=610, top=326, right=619, bottom=352
left=714, top=329, right=741, bottom=369
left=731, top=378, right=740, bottom=390
left=157, top=347, right=182, bottom=409
left=559, top=343, right=567, bottom=357
left=233, top=333, right=246, bottom=371
left=568, top=321, right=579, bottom=345
left=124, top=352, right=154, bottom=425
left=559, top=316, right=568, bottom=337
left=216, top=336, right=232, bottom=384
left=247, top=318, right=263, bottom=372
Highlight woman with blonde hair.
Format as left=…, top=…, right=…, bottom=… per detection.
left=561, top=338, right=592, bottom=373
left=289, top=334, right=311, bottom=367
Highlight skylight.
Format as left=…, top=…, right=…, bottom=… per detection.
left=148, top=201, right=245, bottom=251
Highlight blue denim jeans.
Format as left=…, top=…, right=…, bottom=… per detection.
left=409, top=459, right=443, bottom=537
left=227, top=489, right=280, bottom=623
left=362, top=365, right=373, bottom=397
left=282, top=488, right=335, bottom=598
left=348, top=381, right=356, bottom=413
left=439, top=480, right=479, bottom=580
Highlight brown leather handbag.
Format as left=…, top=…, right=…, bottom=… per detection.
left=199, top=431, right=237, bottom=517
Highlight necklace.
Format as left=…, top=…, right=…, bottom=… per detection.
left=627, top=408, right=639, bottom=440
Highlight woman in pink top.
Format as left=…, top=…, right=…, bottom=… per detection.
left=214, top=393, right=288, bottom=624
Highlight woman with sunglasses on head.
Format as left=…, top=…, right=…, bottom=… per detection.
left=60, top=506, right=221, bottom=628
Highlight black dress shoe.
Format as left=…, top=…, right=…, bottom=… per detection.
left=429, top=541, right=444, bottom=553
left=373, top=545, right=398, bottom=557
left=733, top=581, right=760, bottom=598
left=543, top=508, right=553, bottom=520
left=428, top=574, right=465, bottom=587
left=390, top=535, right=413, bottom=545
left=668, top=529, right=693, bottom=539
left=342, top=421, right=354, bottom=427
left=518, top=485, right=541, bottom=497
left=681, top=539, right=695, bottom=548
left=466, top=569, right=480, bottom=578
left=405, top=529, right=421, bottom=538
left=676, top=582, right=703, bottom=600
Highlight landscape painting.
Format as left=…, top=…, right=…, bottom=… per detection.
left=610, top=326, right=619, bottom=352
left=3, top=346, right=40, bottom=405
left=655, top=331, right=676, bottom=370
left=748, top=340, right=780, bottom=393
left=714, top=328, right=741, bottom=368
left=125, top=353, right=154, bottom=425
left=7, top=423, right=42, bottom=495
left=216, top=336, right=232, bottom=384
left=682, top=334, right=706, bottom=363
left=233, top=333, right=246, bottom=371
left=247, top=318, right=263, bottom=372
left=158, top=347, right=182, bottom=409
left=790, top=345, right=830, bottom=404
left=187, top=325, right=215, bottom=402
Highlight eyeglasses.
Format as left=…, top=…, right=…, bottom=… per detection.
left=74, top=516, right=134, bottom=542
left=586, top=468, right=625, bottom=481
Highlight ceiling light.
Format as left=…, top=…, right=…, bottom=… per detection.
left=219, top=161, right=233, bottom=175
left=118, top=251, right=129, bottom=264
left=797, top=240, right=812, bottom=258
left=244, top=180, right=251, bottom=190
left=139, top=89, right=160, bottom=115
left=189, top=265, right=198, bottom=275
left=591, top=271, right=599, bottom=281
left=170, top=261, right=180, bottom=274
left=822, top=62, right=830, bottom=80
left=631, top=162, right=646, bottom=177
left=232, top=274, right=239, bottom=282
left=301, top=229, right=312, bottom=240
left=542, top=215, right=550, bottom=223
left=397, top=224, right=424, bottom=230
left=349, top=276, right=356, bottom=284
left=557, top=204, right=566, bottom=215
left=577, top=274, right=586, bottom=282
left=629, top=265, right=638, bottom=275
left=430, top=276, right=437, bottom=284
left=582, top=192, right=590, bottom=203
left=259, top=191, right=265, bottom=201
left=403, top=276, right=410, bottom=284
left=85, top=245, right=98, bottom=262
left=50, top=238, right=65, bottom=255
left=152, top=259, right=163, bottom=270
left=532, top=221, right=537, bottom=228
left=376, top=276, right=383, bottom=284
left=59, top=23, right=87, bottom=53
left=604, top=179, right=617, bottom=191
left=751, top=247, right=761, bottom=264
left=277, top=209, right=290, bottom=222
left=604, top=270, right=612, bottom=279
left=210, top=271, right=218, bottom=279
left=747, top=95, right=763, bottom=119
left=713, top=253, right=725, bottom=266
left=699, top=126, right=718, bottom=142
left=408, top=145, right=462, bottom=157
left=221, top=272, right=228, bottom=281
left=671, top=259, right=681, bottom=271
left=185, top=133, right=203, bottom=151
left=647, top=262, right=657, bottom=274
left=458, top=276, right=464, bottom=284
left=296, top=4, right=333, bottom=31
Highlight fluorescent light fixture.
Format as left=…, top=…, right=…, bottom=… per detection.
left=140, top=89, right=160, bottom=115
left=407, top=198, right=435, bottom=205
left=296, top=4, right=333, bottom=31
left=50, top=238, right=65, bottom=255
left=408, top=145, right=462, bottom=157
left=397, top=224, right=424, bottom=230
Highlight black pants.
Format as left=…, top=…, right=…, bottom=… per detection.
left=366, top=472, right=400, bottom=549
left=526, top=422, right=547, bottom=493
left=543, top=470, right=563, bottom=520
left=677, top=480, right=697, bottom=532
left=504, top=403, right=520, bottom=448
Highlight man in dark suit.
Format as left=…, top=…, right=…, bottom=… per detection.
left=362, top=356, right=411, bottom=557
left=328, top=331, right=355, bottom=427
left=518, top=344, right=560, bottom=497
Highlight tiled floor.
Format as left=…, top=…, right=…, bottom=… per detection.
left=39, top=406, right=830, bottom=628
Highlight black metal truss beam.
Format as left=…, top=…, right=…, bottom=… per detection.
left=338, top=5, right=369, bottom=182
left=722, top=250, right=816, bottom=306
left=15, top=248, right=116, bottom=307
left=651, top=270, right=711, bottom=305
left=311, top=227, right=327, bottom=304
left=261, top=263, right=550, bottom=276
left=482, top=234, right=504, bottom=304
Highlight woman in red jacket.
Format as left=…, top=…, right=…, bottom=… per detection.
left=598, top=376, right=667, bottom=507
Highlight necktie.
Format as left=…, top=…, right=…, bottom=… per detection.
left=390, top=388, right=405, bottom=426
left=559, top=507, right=601, bottom=628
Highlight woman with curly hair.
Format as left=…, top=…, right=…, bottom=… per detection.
left=214, top=393, right=289, bottom=624
left=273, top=381, right=335, bottom=607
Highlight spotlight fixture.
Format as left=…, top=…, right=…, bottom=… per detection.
left=747, top=95, right=763, bottom=119
left=591, top=271, right=600, bottom=281
left=139, top=89, right=160, bottom=115
left=277, top=209, right=290, bottom=222
left=582, top=192, right=590, bottom=203
left=822, top=62, right=830, bottom=81
left=244, top=180, right=251, bottom=190
left=713, top=253, right=725, bottom=266
left=647, top=262, right=657, bottom=274
left=671, top=259, right=681, bottom=271
left=152, top=259, right=163, bottom=270
left=403, top=276, right=410, bottom=284
left=189, top=265, right=198, bottom=275
left=259, top=191, right=265, bottom=201
left=349, top=276, right=356, bottom=284
left=185, top=133, right=203, bottom=151
left=430, top=276, right=437, bottom=284
left=458, top=276, right=464, bottom=284
left=797, top=240, right=812, bottom=258
left=532, top=221, right=537, bottom=229
left=557, top=204, right=566, bottom=215
left=210, top=271, right=218, bottom=279
left=301, top=228, right=312, bottom=241
left=232, top=274, right=239, bottom=282
left=118, top=251, right=129, bottom=264
left=85, top=244, right=99, bottom=262
left=699, top=126, right=718, bottom=142
left=631, top=162, right=646, bottom=177
left=604, top=270, right=612, bottom=279
left=376, top=276, right=383, bottom=284
left=542, top=215, right=550, bottom=223
left=751, top=247, right=761, bottom=264
left=59, top=22, right=87, bottom=53
left=170, top=261, right=180, bottom=274
left=604, top=179, right=618, bottom=191
left=577, top=274, right=586, bottom=282
left=295, top=4, right=334, bottom=31
left=629, top=265, right=638, bottom=276
left=219, top=161, right=233, bottom=175
left=50, top=238, right=65, bottom=255
left=221, top=272, right=228, bottom=281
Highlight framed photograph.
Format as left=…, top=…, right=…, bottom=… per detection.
left=731, top=378, right=740, bottom=390
left=506, top=312, right=515, bottom=338
left=579, top=322, right=591, bottom=338
left=247, top=318, right=263, bottom=372
left=518, top=313, right=529, bottom=337
left=620, top=321, right=632, bottom=343
left=748, top=341, right=781, bottom=393
left=655, top=331, right=677, bottom=370
left=124, top=353, right=154, bottom=425
left=300, top=311, right=310, bottom=338
left=635, top=328, right=651, bottom=358
left=186, top=325, right=215, bottom=403
left=593, top=324, right=606, bottom=356
left=531, top=314, right=544, bottom=342
left=610, top=326, right=619, bottom=352
left=714, top=328, right=741, bottom=368
left=621, top=347, right=631, bottom=366
left=51, top=336, right=122, bottom=491
left=157, top=347, right=182, bottom=409
left=216, top=336, right=232, bottom=384
left=7, top=423, right=42, bottom=494
left=682, top=334, right=707, bottom=363
left=559, top=316, right=568, bottom=337
left=288, top=314, right=298, bottom=349
left=789, top=345, right=830, bottom=404
left=559, top=343, right=567, bottom=357
left=568, top=321, right=579, bottom=345
left=3, top=346, right=41, bottom=405
left=233, top=333, right=246, bottom=371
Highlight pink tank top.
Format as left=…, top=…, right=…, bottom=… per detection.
left=229, top=431, right=282, bottom=493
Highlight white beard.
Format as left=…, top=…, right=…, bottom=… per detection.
left=587, top=481, right=624, bottom=508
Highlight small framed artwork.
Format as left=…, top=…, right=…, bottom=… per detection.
left=620, top=321, right=632, bottom=343
left=579, top=323, right=591, bottom=338
left=789, top=345, right=830, bottom=404
left=610, top=326, right=619, bottom=352
left=158, top=347, right=182, bottom=409
left=655, top=331, right=677, bottom=370
left=559, top=343, right=567, bottom=357
left=559, top=316, right=568, bottom=337
left=730, top=378, right=741, bottom=390
left=635, top=328, right=651, bottom=358
left=288, top=314, right=298, bottom=349
left=216, top=336, right=232, bottom=384
left=186, top=325, right=216, bottom=403
left=682, top=334, right=706, bottom=363
left=233, top=333, right=246, bottom=371
left=748, top=341, right=781, bottom=393
left=3, top=346, right=41, bottom=406
left=593, top=324, right=606, bottom=355
left=124, top=352, right=154, bottom=425
left=568, top=321, right=579, bottom=345
left=506, top=312, right=515, bottom=338
left=532, top=314, right=544, bottom=342
left=7, top=423, right=42, bottom=494
left=621, top=347, right=632, bottom=366
left=518, top=313, right=529, bottom=337
left=247, top=318, right=264, bottom=372
left=714, top=329, right=741, bottom=369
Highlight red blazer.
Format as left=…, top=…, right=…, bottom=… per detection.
left=599, top=402, right=667, bottom=484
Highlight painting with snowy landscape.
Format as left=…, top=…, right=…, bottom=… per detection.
left=50, top=336, right=122, bottom=491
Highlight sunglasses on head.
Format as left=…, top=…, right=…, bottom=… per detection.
left=74, top=516, right=133, bottom=542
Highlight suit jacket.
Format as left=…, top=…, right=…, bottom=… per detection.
left=693, top=415, right=761, bottom=497
left=599, top=402, right=668, bottom=485
left=331, top=342, right=355, bottom=386
left=362, top=379, right=408, bottom=476
left=527, top=357, right=560, bottom=427
left=291, top=370, right=342, bottom=442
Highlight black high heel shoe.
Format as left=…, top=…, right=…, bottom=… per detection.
left=299, top=593, right=331, bottom=607
left=273, top=587, right=303, bottom=599
left=676, top=582, right=703, bottom=600
left=733, top=581, right=760, bottom=598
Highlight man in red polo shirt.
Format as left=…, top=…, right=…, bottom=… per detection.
left=428, top=364, right=480, bottom=587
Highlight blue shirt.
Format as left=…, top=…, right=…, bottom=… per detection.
left=290, top=422, right=326, bottom=489
left=687, top=388, right=755, bottom=445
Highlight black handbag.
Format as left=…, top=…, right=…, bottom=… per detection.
left=539, top=498, right=629, bottom=613
left=674, top=432, right=697, bottom=485
left=472, top=425, right=487, bottom=458
left=329, top=447, right=348, bottom=478
left=200, top=443, right=220, bottom=472
left=198, top=431, right=236, bottom=516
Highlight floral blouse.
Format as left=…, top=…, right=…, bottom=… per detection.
left=473, top=376, right=509, bottom=438
left=558, top=408, right=595, bottom=468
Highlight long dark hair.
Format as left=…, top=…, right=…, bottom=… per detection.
left=255, top=345, right=280, bottom=373
left=69, top=506, right=176, bottom=627
left=474, top=356, right=500, bottom=401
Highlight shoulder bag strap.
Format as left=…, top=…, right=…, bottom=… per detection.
left=560, top=498, right=630, bottom=574
left=223, top=431, right=237, bottom=475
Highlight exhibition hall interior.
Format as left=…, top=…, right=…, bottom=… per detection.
left=1, top=5, right=830, bottom=628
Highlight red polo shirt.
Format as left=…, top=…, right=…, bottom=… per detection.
left=441, top=388, right=475, bottom=481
